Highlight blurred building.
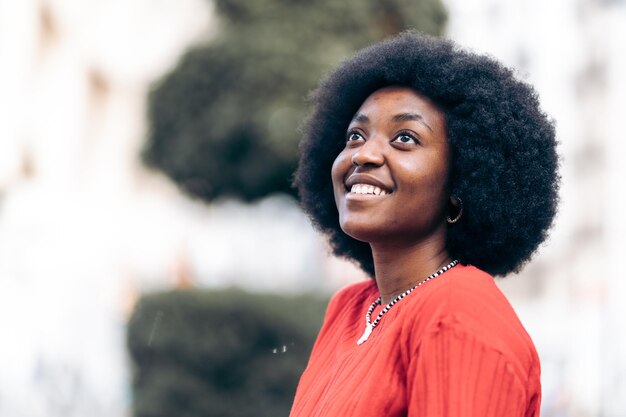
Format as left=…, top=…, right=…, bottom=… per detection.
left=0, top=1, right=214, bottom=416
left=0, top=0, right=624, bottom=416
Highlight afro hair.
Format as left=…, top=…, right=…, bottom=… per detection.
left=294, top=31, right=559, bottom=277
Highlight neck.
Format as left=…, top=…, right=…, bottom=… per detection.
left=370, top=234, right=451, bottom=305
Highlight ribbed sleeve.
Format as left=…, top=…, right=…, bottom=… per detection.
left=407, top=316, right=541, bottom=417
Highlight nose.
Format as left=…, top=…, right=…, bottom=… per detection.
left=351, top=138, right=385, bottom=167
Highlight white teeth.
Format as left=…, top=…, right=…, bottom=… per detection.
left=349, top=184, right=388, bottom=195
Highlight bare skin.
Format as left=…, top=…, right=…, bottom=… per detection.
left=371, top=234, right=452, bottom=305
left=331, top=86, right=455, bottom=305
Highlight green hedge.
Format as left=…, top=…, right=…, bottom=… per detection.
left=127, top=288, right=328, bottom=417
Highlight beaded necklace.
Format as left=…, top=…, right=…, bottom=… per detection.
left=356, top=260, right=459, bottom=345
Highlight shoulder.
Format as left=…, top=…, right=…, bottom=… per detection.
left=325, top=279, right=377, bottom=316
left=415, top=264, right=520, bottom=325
left=404, top=264, right=539, bottom=377
left=309, top=279, right=377, bottom=349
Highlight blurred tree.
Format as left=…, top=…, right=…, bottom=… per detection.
left=127, top=288, right=328, bottom=417
left=143, top=0, right=447, bottom=201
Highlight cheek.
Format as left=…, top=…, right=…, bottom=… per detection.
left=396, top=157, right=449, bottom=200
left=331, top=150, right=352, bottom=195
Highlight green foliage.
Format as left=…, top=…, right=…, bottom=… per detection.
left=143, top=0, right=447, bottom=201
left=127, top=288, right=328, bottom=417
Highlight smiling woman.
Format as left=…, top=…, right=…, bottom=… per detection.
left=290, top=32, right=559, bottom=417
left=332, top=87, right=450, bottom=261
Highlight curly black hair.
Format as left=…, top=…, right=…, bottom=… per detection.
left=294, top=31, right=559, bottom=277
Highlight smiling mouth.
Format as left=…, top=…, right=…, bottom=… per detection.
left=349, top=184, right=390, bottom=196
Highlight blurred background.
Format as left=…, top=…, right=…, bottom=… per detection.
left=0, top=0, right=625, bottom=416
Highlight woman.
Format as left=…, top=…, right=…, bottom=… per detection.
left=290, top=32, right=559, bottom=417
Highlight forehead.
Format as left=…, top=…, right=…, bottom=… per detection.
left=353, top=86, right=445, bottom=129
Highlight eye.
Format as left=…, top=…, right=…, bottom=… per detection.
left=346, top=130, right=364, bottom=142
left=392, top=131, right=419, bottom=145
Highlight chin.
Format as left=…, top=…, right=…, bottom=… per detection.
left=339, top=220, right=383, bottom=244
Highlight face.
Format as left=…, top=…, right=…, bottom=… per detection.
left=331, top=86, right=450, bottom=245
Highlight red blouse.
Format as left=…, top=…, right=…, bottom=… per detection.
left=289, top=264, right=541, bottom=417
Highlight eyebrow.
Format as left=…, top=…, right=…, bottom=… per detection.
left=350, top=112, right=433, bottom=132
left=352, top=113, right=369, bottom=123
left=392, top=113, right=433, bottom=131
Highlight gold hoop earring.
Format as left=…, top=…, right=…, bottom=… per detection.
left=447, top=197, right=463, bottom=224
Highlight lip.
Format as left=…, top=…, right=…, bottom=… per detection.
left=345, top=173, right=394, bottom=194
